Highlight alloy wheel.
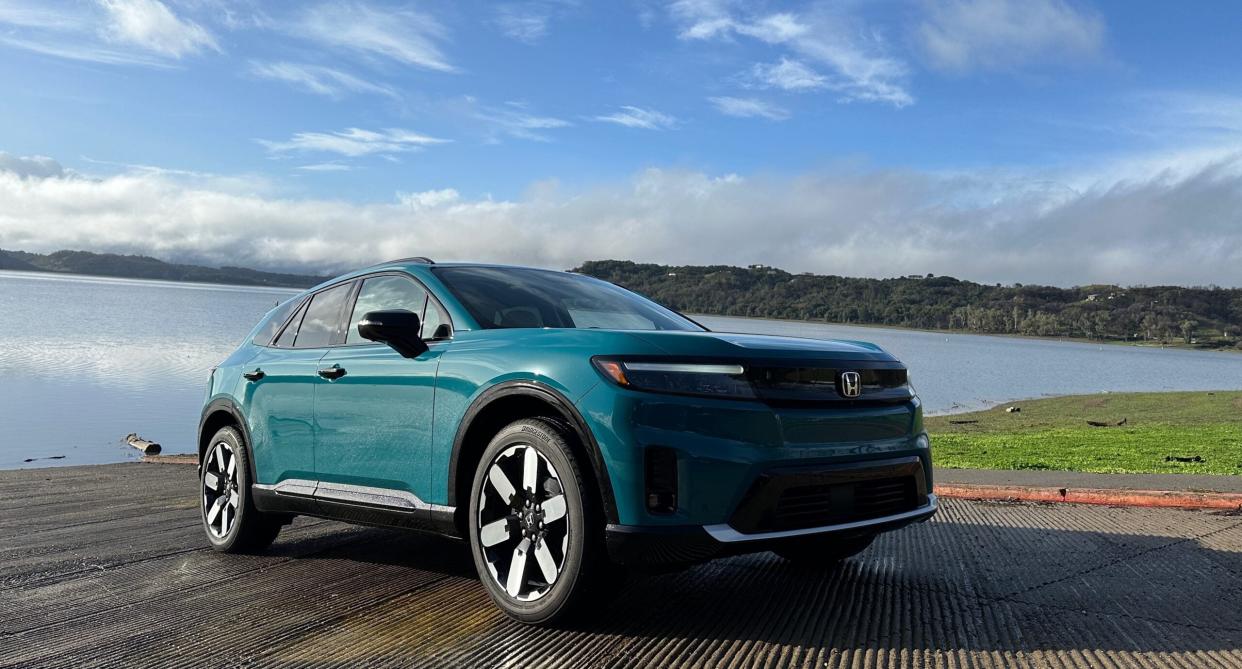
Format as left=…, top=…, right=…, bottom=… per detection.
left=202, top=441, right=240, bottom=538
left=477, top=444, right=570, bottom=602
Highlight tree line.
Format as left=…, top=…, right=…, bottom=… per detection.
left=576, top=260, right=1242, bottom=349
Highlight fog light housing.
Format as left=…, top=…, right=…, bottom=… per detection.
left=644, top=446, right=678, bottom=515
left=916, top=433, right=930, bottom=449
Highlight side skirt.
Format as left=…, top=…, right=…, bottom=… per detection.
left=253, top=479, right=459, bottom=537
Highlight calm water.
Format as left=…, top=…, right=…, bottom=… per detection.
left=3, top=270, right=1242, bottom=469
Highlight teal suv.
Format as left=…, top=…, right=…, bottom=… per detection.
left=198, top=259, right=936, bottom=623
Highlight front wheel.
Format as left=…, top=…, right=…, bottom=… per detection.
left=201, top=426, right=284, bottom=553
left=467, top=418, right=616, bottom=624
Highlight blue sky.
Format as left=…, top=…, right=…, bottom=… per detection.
left=1, top=0, right=1241, bottom=286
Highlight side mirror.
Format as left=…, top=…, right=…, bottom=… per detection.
left=358, top=309, right=429, bottom=358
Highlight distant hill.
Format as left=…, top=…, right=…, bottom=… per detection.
left=0, top=249, right=327, bottom=289
left=576, top=260, right=1242, bottom=349
left=4, top=250, right=1239, bottom=349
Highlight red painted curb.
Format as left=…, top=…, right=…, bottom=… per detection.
left=935, top=483, right=1242, bottom=511
left=141, top=454, right=197, bottom=465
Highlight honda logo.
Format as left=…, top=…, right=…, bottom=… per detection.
left=840, top=371, right=862, bottom=398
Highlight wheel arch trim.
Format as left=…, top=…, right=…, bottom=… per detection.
left=198, top=398, right=258, bottom=484
left=447, top=380, right=619, bottom=524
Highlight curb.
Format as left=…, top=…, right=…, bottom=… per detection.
left=935, top=483, right=1242, bottom=511
left=141, top=454, right=197, bottom=465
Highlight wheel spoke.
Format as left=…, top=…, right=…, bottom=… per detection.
left=226, top=455, right=236, bottom=478
left=213, top=444, right=225, bottom=472
left=542, top=494, right=566, bottom=522
left=220, top=503, right=230, bottom=534
left=229, top=491, right=239, bottom=509
left=488, top=464, right=516, bottom=502
left=206, top=496, right=224, bottom=524
left=480, top=519, right=511, bottom=547
left=506, top=539, right=530, bottom=597
left=522, top=446, right=538, bottom=493
left=534, top=541, right=558, bottom=585
left=203, top=472, right=220, bottom=491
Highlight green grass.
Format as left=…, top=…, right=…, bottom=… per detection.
left=925, top=391, right=1242, bottom=475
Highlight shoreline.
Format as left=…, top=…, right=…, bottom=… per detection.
left=0, top=268, right=306, bottom=293
left=693, top=312, right=1242, bottom=354
left=1, top=271, right=1233, bottom=352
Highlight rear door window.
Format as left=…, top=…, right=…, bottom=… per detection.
left=293, top=283, right=353, bottom=348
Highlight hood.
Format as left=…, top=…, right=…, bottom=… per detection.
left=628, top=330, right=898, bottom=363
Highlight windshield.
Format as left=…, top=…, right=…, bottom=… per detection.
left=433, top=267, right=703, bottom=331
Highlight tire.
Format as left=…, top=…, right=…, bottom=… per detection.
left=467, top=418, right=617, bottom=624
left=200, top=426, right=283, bottom=553
left=773, top=534, right=876, bottom=566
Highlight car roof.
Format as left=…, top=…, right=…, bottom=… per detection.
left=367, top=259, right=571, bottom=273
left=303, top=260, right=575, bottom=293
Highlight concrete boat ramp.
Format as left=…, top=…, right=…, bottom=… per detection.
left=2, top=463, right=1240, bottom=668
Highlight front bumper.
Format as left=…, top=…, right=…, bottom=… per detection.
left=606, top=494, right=938, bottom=568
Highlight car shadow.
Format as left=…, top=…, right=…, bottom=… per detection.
left=267, top=505, right=1242, bottom=660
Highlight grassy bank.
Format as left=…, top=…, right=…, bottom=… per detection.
left=926, top=391, right=1242, bottom=475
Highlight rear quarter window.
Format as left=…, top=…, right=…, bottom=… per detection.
left=251, top=297, right=304, bottom=346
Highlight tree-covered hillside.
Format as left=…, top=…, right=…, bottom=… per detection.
left=0, top=249, right=326, bottom=288
left=576, top=260, right=1242, bottom=349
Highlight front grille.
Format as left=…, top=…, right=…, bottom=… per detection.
left=727, top=457, right=928, bottom=534
left=769, top=477, right=918, bottom=532
left=746, top=365, right=910, bottom=405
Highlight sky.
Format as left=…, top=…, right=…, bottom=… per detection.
left=0, top=0, right=1241, bottom=287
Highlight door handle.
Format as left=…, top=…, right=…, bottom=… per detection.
left=317, top=365, right=347, bottom=380
left=242, top=369, right=265, bottom=381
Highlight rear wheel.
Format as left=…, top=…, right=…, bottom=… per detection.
left=773, top=534, right=875, bottom=566
left=467, top=418, right=616, bottom=623
left=201, top=426, right=283, bottom=553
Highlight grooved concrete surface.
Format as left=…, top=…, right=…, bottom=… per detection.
left=2, top=464, right=1240, bottom=668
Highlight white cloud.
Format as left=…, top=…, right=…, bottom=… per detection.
left=0, top=35, right=174, bottom=67
left=399, top=188, right=460, bottom=208
left=469, top=101, right=572, bottom=142
left=495, top=6, right=550, bottom=44
left=670, top=2, right=913, bottom=108
left=0, top=152, right=69, bottom=179
left=259, top=128, right=450, bottom=158
left=297, top=163, right=354, bottom=172
left=917, top=0, right=1106, bottom=73
left=748, top=58, right=827, bottom=91
left=293, top=2, right=455, bottom=73
left=708, top=96, right=789, bottom=121
left=98, top=0, right=219, bottom=58
left=0, top=0, right=216, bottom=65
left=0, top=3, right=85, bottom=31
left=493, top=1, right=579, bottom=44
left=593, top=106, right=678, bottom=130
left=248, top=61, right=396, bottom=99
left=3, top=148, right=1242, bottom=286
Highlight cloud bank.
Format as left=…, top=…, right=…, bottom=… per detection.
left=2, top=150, right=1240, bottom=287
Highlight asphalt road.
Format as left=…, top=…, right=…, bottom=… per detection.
left=2, top=463, right=1239, bottom=668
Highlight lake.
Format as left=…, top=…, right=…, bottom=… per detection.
left=3, top=270, right=1241, bottom=469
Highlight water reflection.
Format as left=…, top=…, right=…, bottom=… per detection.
left=2, top=270, right=1241, bottom=469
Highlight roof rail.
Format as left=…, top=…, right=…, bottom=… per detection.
left=370, top=256, right=435, bottom=267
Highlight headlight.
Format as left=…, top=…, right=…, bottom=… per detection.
left=592, top=358, right=756, bottom=399
left=915, top=434, right=930, bottom=449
